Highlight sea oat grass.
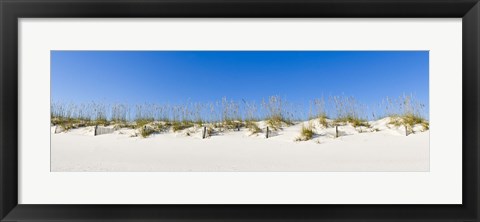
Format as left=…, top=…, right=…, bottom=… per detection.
left=295, top=124, right=315, bottom=141
left=222, top=119, right=243, bottom=130
left=172, top=121, right=194, bottom=132
left=135, top=118, right=154, bottom=128
left=318, top=114, right=329, bottom=128
left=140, top=127, right=156, bottom=138
left=388, top=114, right=429, bottom=132
left=266, top=115, right=284, bottom=130
left=51, top=94, right=429, bottom=134
left=421, top=121, right=429, bottom=130
left=334, top=116, right=370, bottom=128
left=245, top=121, right=262, bottom=134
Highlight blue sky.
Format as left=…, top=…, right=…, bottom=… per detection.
left=51, top=51, right=429, bottom=119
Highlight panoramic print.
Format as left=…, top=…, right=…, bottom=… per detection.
left=50, top=51, right=429, bottom=172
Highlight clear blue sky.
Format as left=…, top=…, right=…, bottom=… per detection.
left=51, top=51, right=429, bottom=119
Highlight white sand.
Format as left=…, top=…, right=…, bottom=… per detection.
left=51, top=118, right=429, bottom=172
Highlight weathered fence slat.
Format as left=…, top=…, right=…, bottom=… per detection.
left=94, top=126, right=115, bottom=136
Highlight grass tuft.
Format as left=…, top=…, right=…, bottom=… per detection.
left=295, top=123, right=315, bottom=141
left=172, top=121, right=194, bottom=132
left=140, top=126, right=156, bottom=138
left=266, top=115, right=284, bottom=130
left=334, top=116, right=370, bottom=128
left=245, top=121, right=262, bottom=134
left=421, top=121, right=429, bottom=131
left=222, top=120, right=243, bottom=130
left=388, top=114, right=429, bottom=132
left=318, top=114, right=329, bottom=128
left=135, top=118, right=154, bottom=128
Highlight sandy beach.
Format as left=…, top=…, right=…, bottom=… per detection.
left=51, top=118, right=429, bottom=172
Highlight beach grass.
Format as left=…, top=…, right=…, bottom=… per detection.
left=295, top=123, right=315, bottom=141
left=51, top=94, right=429, bottom=138
left=245, top=120, right=262, bottom=134
left=386, top=95, right=429, bottom=132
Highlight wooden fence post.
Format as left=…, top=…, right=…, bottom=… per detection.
left=202, top=126, right=206, bottom=139
left=266, top=126, right=269, bottom=138
left=335, top=125, right=338, bottom=138
left=94, top=125, right=97, bottom=136
left=405, top=125, right=408, bottom=136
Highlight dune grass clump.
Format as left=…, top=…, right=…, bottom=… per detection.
left=318, top=114, right=329, bottom=128
left=154, top=122, right=170, bottom=133
left=132, top=104, right=157, bottom=137
left=385, top=95, right=429, bottom=132
left=172, top=121, right=194, bottom=132
left=335, top=116, right=370, bottom=128
left=140, top=126, right=156, bottom=138
left=265, top=115, right=284, bottom=130
left=51, top=102, right=110, bottom=131
left=222, top=120, right=243, bottom=130
left=52, top=118, right=80, bottom=131
left=191, top=102, right=205, bottom=126
left=245, top=120, right=262, bottom=134
left=218, top=97, right=243, bottom=130
left=389, top=114, right=429, bottom=132
left=421, top=121, right=429, bottom=130
left=90, top=103, right=109, bottom=126
left=115, top=121, right=137, bottom=129
left=262, top=96, right=293, bottom=130
left=92, top=118, right=109, bottom=127
left=295, top=123, right=315, bottom=141
left=54, top=116, right=86, bottom=130
left=50, top=104, right=81, bottom=130
left=135, top=118, right=154, bottom=128
left=242, top=101, right=262, bottom=134
left=309, top=97, right=329, bottom=128
left=111, top=104, right=130, bottom=124
left=330, top=95, right=370, bottom=128
left=403, top=114, right=427, bottom=127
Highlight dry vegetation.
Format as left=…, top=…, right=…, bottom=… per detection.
left=330, top=95, right=370, bottom=128
left=51, top=94, right=429, bottom=138
left=382, top=95, right=429, bottom=132
left=295, top=123, right=315, bottom=141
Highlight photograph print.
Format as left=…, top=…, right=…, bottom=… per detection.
left=50, top=51, right=429, bottom=172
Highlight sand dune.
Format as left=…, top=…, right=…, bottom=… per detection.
left=51, top=117, right=429, bottom=172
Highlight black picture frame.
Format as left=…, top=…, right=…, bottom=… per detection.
left=1, top=0, right=479, bottom=221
